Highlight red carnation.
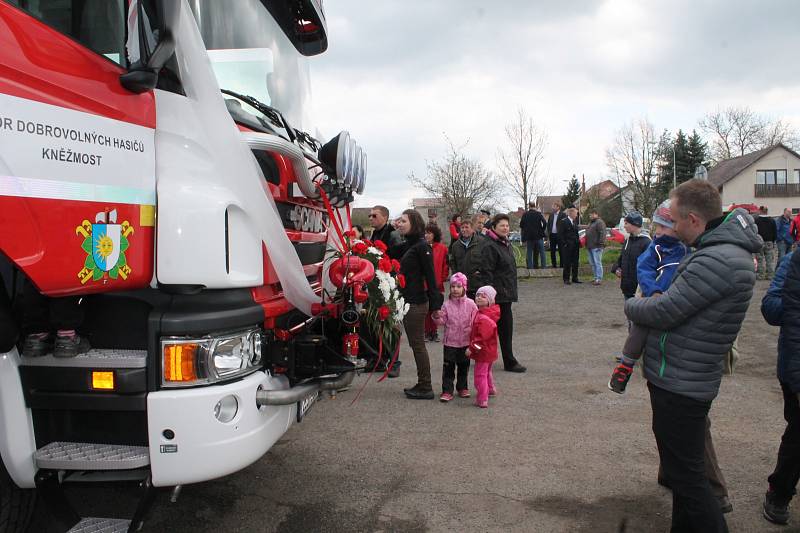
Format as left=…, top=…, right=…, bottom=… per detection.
left=373, top=240, right=388, bottom=253
left=378, top=257, right=392, bottom=273
left=391, top=259, right=401, bottom=272
left=344, top=229, right=356, bottom=238
left=352, top=242, right=368, bottom=255
left=378, top=305, right=390, bottom=320
left=397, top=274, right=406, bottom=288
left=363, top=239, right=373, bottom=248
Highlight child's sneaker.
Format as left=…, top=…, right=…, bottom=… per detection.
left=608, top=363, right=633, bottom=394
left=23, top=332, right=52, bottom=357
left=439, top=392, right=454, bottom=402
left=54, top=332, right=91, bottom=358
left=488, top=388, right=497, bottom=397
left=475, top=400, right=488, bottom=409
left=457, top=389, right=470, bottom=398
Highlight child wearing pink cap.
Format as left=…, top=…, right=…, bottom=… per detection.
left=433, top=272, right=478, bottom=402
left=469, top=285, right=501, bottom=408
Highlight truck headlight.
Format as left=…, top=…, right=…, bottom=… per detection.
left=161, top=328, right=262, bottom=387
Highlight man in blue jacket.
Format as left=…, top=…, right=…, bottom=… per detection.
left=761, top=250, right=800, bottom=525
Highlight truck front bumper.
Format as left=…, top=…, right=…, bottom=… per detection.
left=147, top=371, right=296, bottom=487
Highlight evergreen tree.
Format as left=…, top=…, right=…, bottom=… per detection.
left=658, top=130, right=695, bottom=195
left=686, top=130, right=709, bottom=178
left=561, top=177, right=580, bottom=208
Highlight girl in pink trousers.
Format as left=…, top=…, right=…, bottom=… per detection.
left=433, top=273, right=478, bottom=402
left=469, top=285, right=500, bottom=408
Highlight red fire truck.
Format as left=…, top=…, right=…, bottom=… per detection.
left=0, top=1, right=367, bottom=531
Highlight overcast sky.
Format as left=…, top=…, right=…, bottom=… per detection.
left=310, top=0, right=800, bottom=216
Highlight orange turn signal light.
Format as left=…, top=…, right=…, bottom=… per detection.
left=91, top=371, right=115, bottom=390
left=164, top=343, right=199, bottom=382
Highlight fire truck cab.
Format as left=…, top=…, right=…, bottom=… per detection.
left=0, top=1, right=366, bottom=531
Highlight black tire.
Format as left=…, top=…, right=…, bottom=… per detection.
left=0, top=460, right=35, bottom=533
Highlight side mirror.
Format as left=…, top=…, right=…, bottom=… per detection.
left=120, top=0, right=181, bottom=94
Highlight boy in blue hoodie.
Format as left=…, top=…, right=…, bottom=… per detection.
left=608, top=200, right=688, bottom=393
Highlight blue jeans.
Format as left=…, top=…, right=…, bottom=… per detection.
left=525, top=239, right=547, bottom=269
left=587, top=247, right=603, bottom=281
left=778, top=241, right=792, bottom=264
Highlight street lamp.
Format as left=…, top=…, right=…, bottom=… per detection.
left=667, top=144, right=676, bottom=190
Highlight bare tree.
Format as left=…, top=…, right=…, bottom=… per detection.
left=606, top=117, right=662, bottom=218
left=409, top=137, right=502, bottom=217
left=496, top=108, right=549, bottom=208
left=699, top=106, right=800, bottom=162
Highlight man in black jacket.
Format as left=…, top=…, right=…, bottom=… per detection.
left=547, top=201, right=567, bottom=268
left=520, top=202, right=547, bottom=273
left=558, top=206, right=581, bottom=284
left=755, top=205, right=777, bottom=280
left=369, top=205, right=403, bottom=258
left=448, top=218, right=484, bottom=299
left=611, top=211, right=651, bottom=299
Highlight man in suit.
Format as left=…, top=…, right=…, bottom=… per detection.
left=520, top=201, right=548, bottom=273
left=558, top=206, right=581, bottom=285
left=547, top=201, right=566, bottom=268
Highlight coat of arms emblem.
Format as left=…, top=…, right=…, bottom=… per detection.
left=76, top=209, right=134, bottom=284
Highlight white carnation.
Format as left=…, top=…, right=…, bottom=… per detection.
left=367, top=247, right=382, bottom=256
left=378, top=277, right=391, bottom=301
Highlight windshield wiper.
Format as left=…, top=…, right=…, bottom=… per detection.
left=221, top=89, right=295, bottom=142
left=221, top=89, right=322, bottom=160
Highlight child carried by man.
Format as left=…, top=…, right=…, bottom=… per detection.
left=609, top=200, right=688, bottom=393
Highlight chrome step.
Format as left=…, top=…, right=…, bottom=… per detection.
left=67, top=517, right=131, bottom=533
left=35, top=442, right=150, bottom=470
left=19, top=349, right=146, bottom=368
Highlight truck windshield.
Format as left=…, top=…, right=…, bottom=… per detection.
left=188, top=0, right=314, bottom=133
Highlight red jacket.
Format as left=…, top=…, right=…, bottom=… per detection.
left=449, top=222, right=461, bottom=240
left=431, top=242, right=449, bottom=291
left=791, top=214, right=800, bottom=243
left=468, top=304, right=500, bottom=363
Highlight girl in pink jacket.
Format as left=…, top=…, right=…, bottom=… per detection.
left=469, top=285, right=501, bottom=408
left=433, top=272, right=478, bottom=402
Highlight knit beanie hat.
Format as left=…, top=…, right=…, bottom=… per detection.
left=475, top=285, right=497, bottom=305
left=652, top=200, right=674, bottom=229
left=624, top=211, right=643, bottom=227
left=449, top=272, right=468, bottom=288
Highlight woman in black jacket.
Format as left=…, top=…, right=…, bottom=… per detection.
left=396, top=209, right=443, bottom=399
left=476, top=214, right=526, bottom=373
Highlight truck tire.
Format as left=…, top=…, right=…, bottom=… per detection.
left=0, top=461, right=34, bottom=533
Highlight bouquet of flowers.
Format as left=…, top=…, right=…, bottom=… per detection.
left=335, top=230, right=409, bottom=358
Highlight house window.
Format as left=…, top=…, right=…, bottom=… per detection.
left=793, top=170, right=800, bottom=184
left=756, top=169, right=787, bottom=185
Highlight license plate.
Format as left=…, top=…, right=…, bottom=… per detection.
left=296, top=391, right=318, bottom=422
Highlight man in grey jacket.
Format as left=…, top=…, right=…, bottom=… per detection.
left=625, top=179, right=762, bottom=532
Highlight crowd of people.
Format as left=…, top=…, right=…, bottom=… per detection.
left=364, top=183, right=800, bottom=531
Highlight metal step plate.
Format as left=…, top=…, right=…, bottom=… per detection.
left=35, top=442, right=150, bottom=470
left=19, top=349, right=147, bottom=368
left=68, top=517, right=131, bottom=533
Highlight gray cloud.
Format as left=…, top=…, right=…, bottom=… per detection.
left=310, top=0, right=800, bottom=213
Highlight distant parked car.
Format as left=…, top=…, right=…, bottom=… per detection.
left=578, top=228, right=626, bottom=248
left=509, top=231, right=522, bottom=243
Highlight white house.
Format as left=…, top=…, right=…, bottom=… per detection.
left=708, top=144, right=800, bottom=215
